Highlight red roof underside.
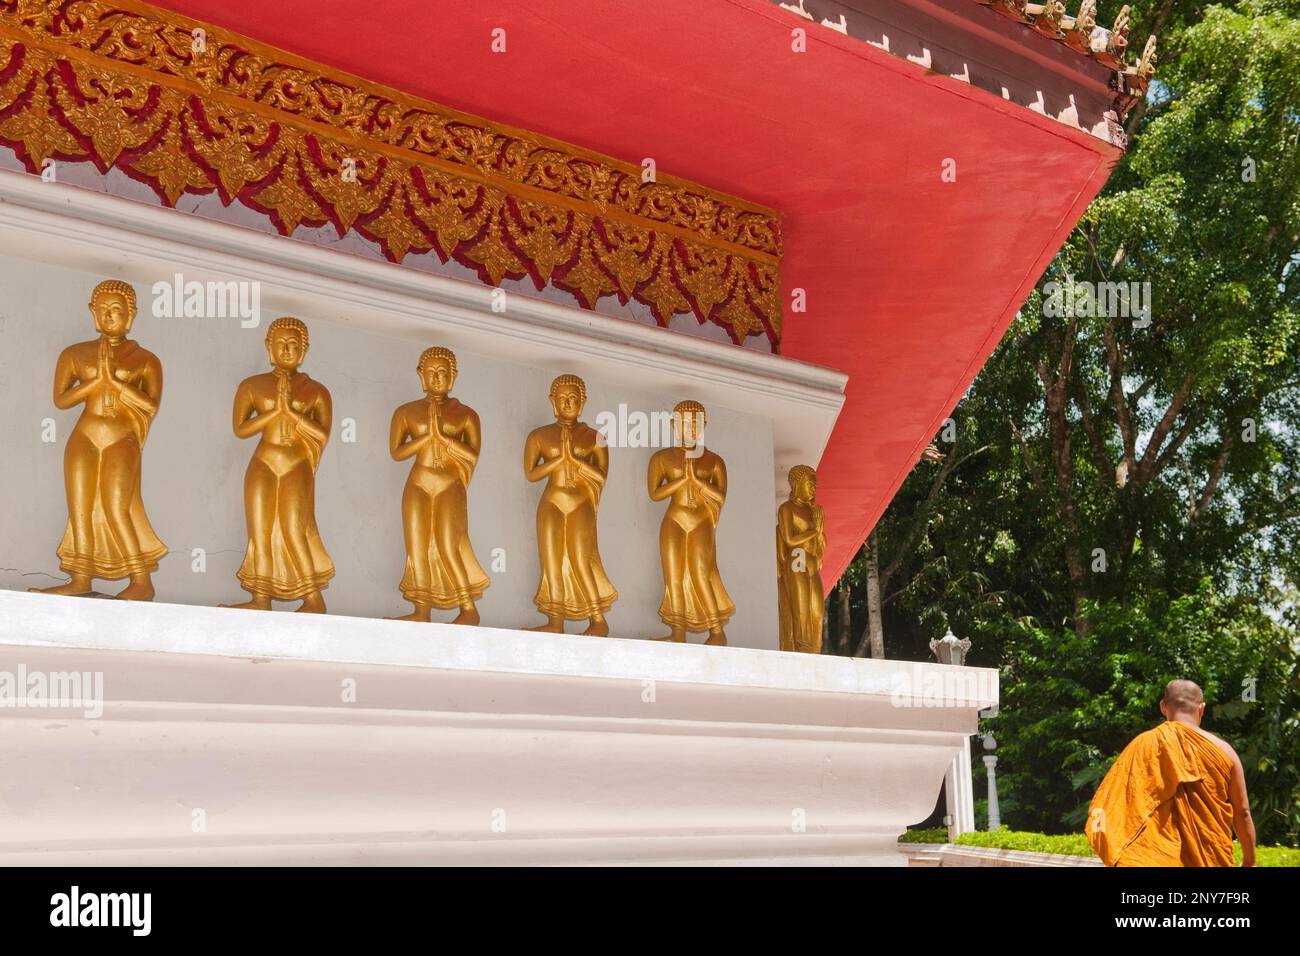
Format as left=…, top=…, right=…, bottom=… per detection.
left=152, top=0, right=1117, bottom=586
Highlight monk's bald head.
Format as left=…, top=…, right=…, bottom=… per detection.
left=1160, top=680, right=1205, bottom=723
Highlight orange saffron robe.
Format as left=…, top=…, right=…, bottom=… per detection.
left=1086, top=721, right=1236, bottom=867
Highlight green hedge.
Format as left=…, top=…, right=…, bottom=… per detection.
left=901, top=827, right=1299, bottom=866
left=956, top=829, right=1092, bottom=856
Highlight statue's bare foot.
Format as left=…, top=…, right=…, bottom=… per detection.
left=451, top=606, right=480, bottom=626
left=652, top=629, right=687, bottom=643
left=115, top=576, right=155, bottom=602
left=297, top=592, right=326, bottom=614
left=221, top=597, right=272, bottom=611
left=29, top=578, right=93, bottom=597
left=387, top=610, right=431, bottom=622
left=581, top=617, right=609, bottom=637
left=704, top=629, right=728, bottom=646
left=525, top=617, right=564, bottom=633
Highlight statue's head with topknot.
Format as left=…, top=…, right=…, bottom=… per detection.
left=549, top=373, right=587, bottom=421
left=788, top=464, right=817, bottom=500
left=418, top=346, right=458, bottom=394
left=265, top=316, right=309, bottom=370
left=89, top=279, right=138, bottom=337
left=672, top=399, right=707, bottom=447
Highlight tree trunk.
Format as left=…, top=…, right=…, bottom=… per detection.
left=836, top=579, right=852, bottom=654
left=1039, top=319, right=1090, bottom=636
left=863, top=531, right=885, bottom=659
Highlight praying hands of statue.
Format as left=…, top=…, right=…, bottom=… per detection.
left=397, top=402, right=473, bottom=470
left=81, top=339, right=157, bottom=421
left=399, top=402, right=471, bottom=466
left=96, top=336, right=118, bottom=414
left=683, top=456, right=698, bottom=506
left=650, top=458, right=702, bottom=505
left=427, top=398, right=447, bottom=465
left=251, top=376, right=328, bottom=449
left=529, top=422, right=602, bottom=491
left=558, top=423, right=577, bottom=487
left=787, top=520, right=823, bottom=571
left=276, top=371, right=293, bottom=443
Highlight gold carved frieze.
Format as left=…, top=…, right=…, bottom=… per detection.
left=0, top=0, right=783, bottom=345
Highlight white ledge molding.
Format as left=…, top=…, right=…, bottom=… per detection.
left=0, top=590, right=996, bottom=865
left=0, top=168, right=846, bottom=478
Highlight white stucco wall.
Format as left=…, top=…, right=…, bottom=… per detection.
left=0, top=256, right=781, bottom=645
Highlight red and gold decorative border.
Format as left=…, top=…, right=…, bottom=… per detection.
left=0, top=0, right=783, bottom=345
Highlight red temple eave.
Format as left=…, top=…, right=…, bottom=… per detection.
left=149, top=0, right=1123, bottom=586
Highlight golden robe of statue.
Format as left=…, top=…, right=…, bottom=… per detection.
left=777, top=464, right=825, bottom=653
left=523, top=374, right=616, bottom=636
left=648, top=400, right=733, bottom=645
left=389, top=346, right=489, bottom=625
left=31, top=279, right=166, bottom=600
left=225, top=317, right=334, bottom=613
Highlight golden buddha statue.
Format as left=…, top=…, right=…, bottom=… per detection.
left=523, top=373, right=616, bottom=635
left=389, top=346, right=489, bottom=625
left=223, top=317, right=334, bottom=613
left=647, top=400, right=734, bottom=645
left=777, top=464, right=826, bottom=653
left=30, top=279, right=167, bottom=600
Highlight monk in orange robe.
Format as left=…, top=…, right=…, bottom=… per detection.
left=1086, top=680, right=1256, bottom=867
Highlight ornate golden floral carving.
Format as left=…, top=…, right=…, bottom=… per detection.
left=0, top=0, right=783, bottom=345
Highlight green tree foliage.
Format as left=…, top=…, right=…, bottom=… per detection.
left=830, top=0, right=1300, bottom=845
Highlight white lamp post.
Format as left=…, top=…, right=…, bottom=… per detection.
left=982, top=733, right=1001, bottom=830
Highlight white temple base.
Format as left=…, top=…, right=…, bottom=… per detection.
left=0, top=590, right=996, bottom=865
